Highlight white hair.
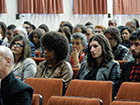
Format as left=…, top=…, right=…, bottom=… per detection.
left=15, top=27, right=28, bottom=38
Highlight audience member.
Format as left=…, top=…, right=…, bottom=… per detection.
left=38, top=24, right=49, bottom=36
left=73, top=24, right=87, bottom=34
left=120, top=26, right=132, bottom=48
left=95, top=25, right=106, bottom=34
left=76, top=34, right=120, bottom=97
left=6, top=24, right=16, bottom=45
left=29, top=28, right=44, bottom=57
left=62, top=21, right=73, bottom=34
left=14, top=27, right=36, bottom=57
left=29, top=28, right=42, bottom=50
left=35, top=31, right=73, bottom=88
left=85, top=26, right=95, bottom=41
left=23, top=21, right=34, bottom=37
left=9, top=35, right=37, bottom=80
left=0, top=46, right=33, bottom=105
left=70, top=32, right=87, bottom=68
left=116, top=29, right=140, bottom=92
left=0, top=22, right=8, bottom=46
left=0, top=22, right=7, bottom=40
left=125, top=20, right=136, bottom=32
left=58, top=26, right=71, bottom=44
left=104, top=27, right=128, bottom=60
left=108, top=19, right=117, bottom=27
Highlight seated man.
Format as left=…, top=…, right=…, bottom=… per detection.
left=118, top=29, right=140, bottom=85
left=104, top=27, right=128, bottom=60
left=0, top=46, right=33, bottom=105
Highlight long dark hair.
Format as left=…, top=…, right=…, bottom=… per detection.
left=9, top=35, right=31, bottom=62
left=87, top=34, right=114, bottom=67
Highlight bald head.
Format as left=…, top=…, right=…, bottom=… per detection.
left=0, top=46, right=14, bottom=65
left=0, top=46, right=14, bottom=79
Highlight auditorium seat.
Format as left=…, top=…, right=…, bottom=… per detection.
left=65, top=79, right=112, bottom=105
left=116, top=82, right=140, bottom=101
left=47, top=96, right=103, bottom=105
left=111, top=101, right=140, bottom=105
left=25, top=78, right=63, bottom=105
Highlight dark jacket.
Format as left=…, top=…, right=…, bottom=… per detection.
left=76, top=60, right=120, bottom=83
left=0, top=72, right=33, bottom=105
left=117, top=60, right=135, bottom=91
left=112, top=44, right=128, bottom=60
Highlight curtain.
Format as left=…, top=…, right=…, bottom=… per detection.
left=73, top=0, right=107, bottom=14
left=18, top=0, right=63, bottom=14
left=0, top=0, right=7, bottom=13
left=113, top=0, right=140, bottom=14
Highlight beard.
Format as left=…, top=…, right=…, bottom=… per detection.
left=132, top=50, right=140, bottom=58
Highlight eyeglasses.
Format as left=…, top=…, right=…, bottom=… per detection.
left=122, top=32, right=128, bottom=35
left=12, top=43, right=24, bottom=48
left=95, top=31, right=101, bottom=33
left=25, top=27, right=30, bottom=29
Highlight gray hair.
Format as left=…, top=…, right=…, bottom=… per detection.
left=71, top=32, right=87, bottom=46
left=14, top=27, right=28, bottom=38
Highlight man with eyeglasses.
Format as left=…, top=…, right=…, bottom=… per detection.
left=23, top=21, right=35, bottom=38
left=117, top=29, right=140, bottom=91
left=6, top=24, right=16, bottom=45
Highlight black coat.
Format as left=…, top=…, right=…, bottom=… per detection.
left=116, top=60, right=135, bottom=92
left=0, top=72, right=33, bottom=105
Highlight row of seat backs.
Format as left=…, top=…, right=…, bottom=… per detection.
left=41, top=96, right=140, bottom=105
left=111, top=101, right=140, bottom=105
left=47, top=96, right=103, bottom=105
left=28, top=78, right=140, bottom=105
left=25, top=78, right=113, bottom=105
left=47, top=96, right=140, bottom=105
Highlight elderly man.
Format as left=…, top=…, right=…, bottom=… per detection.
left=0, top=46, right=33, bottom=105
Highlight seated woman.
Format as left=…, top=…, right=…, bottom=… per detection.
left=70, top=32, right=87, bottom=68
left=120, top=26, right=132, bottom=48
left=9, top=35, right=37, bottom=80
left=35, top=31, right=73, bottom=88
left=29, top=28, right=44, bottom=57
left=76, top=34, right=120, bottom=97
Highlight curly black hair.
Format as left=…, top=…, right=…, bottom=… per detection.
left=41, top=31, right=69, bottom=62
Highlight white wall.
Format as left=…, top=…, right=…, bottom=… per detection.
left=0, top=0, right=140, bottom=30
